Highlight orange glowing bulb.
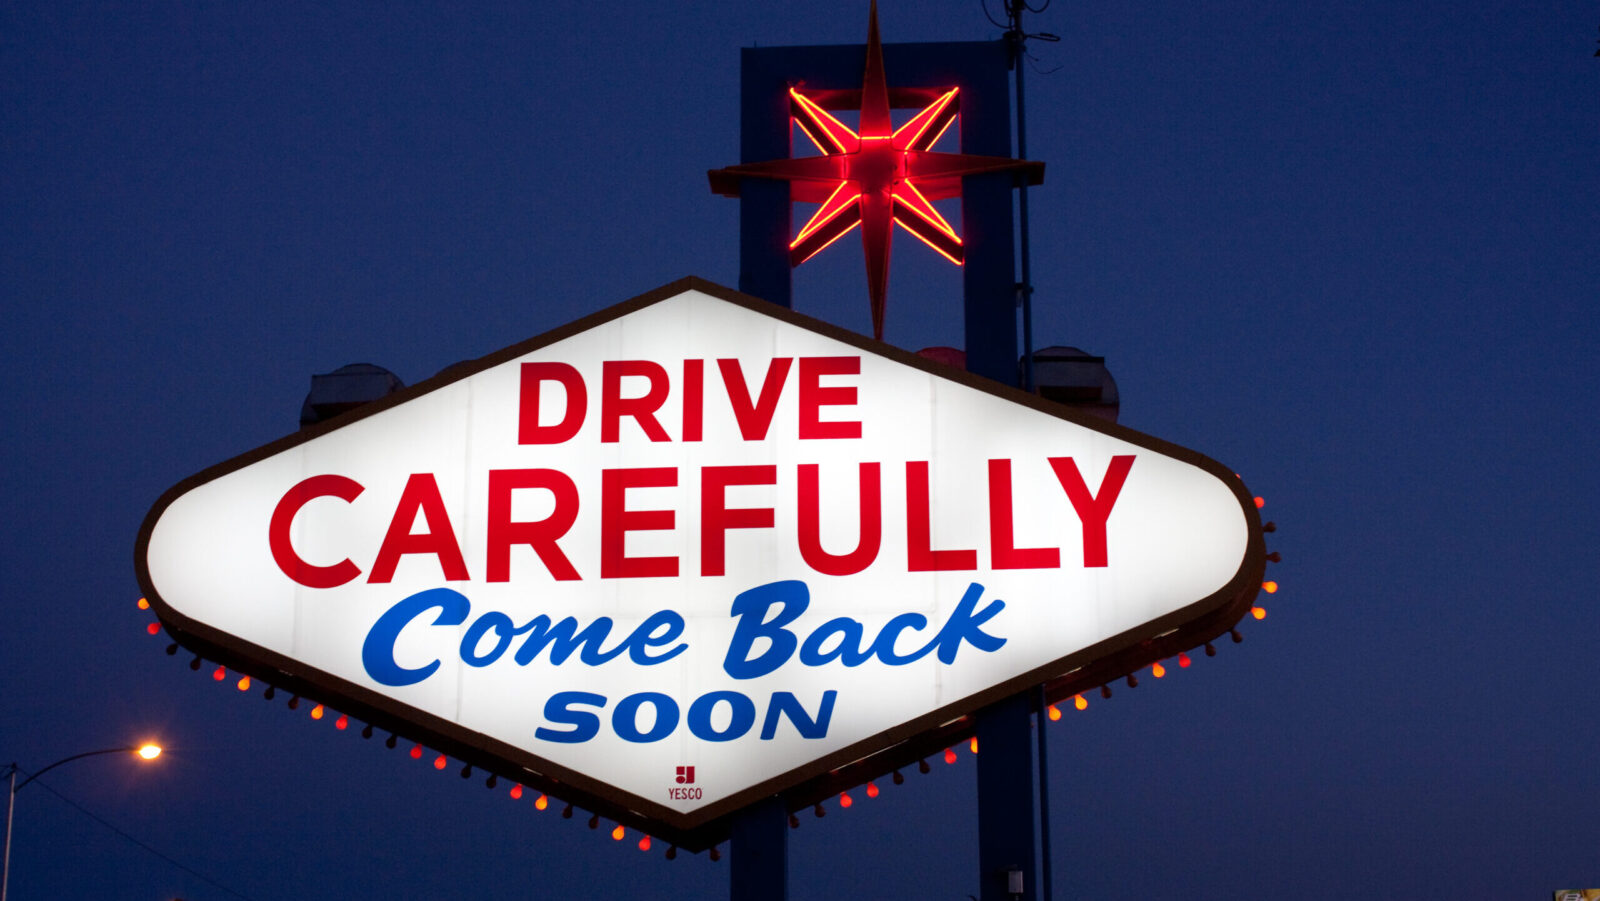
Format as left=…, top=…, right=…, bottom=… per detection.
left=310, top=704, right=325, bottom=720
left=1152, top=662, right=1166, bottom=678
left=145, top=622, right=160, bottom=635
left=944, top=747, right=957, bottom=765
left=535, top=794, right=549, bottom=810
left=136, top=743, right=162, bottom=760
left=212, top=665, right=225, bottom=681
left=433, top=754, right=447, bottom=770
left=1251, top=606, right=1267, bottom=620
left=969, top=737, right=979, bottom=754
left=510, top=784, right=524, bottom=800
left=137, top=597, right=150, bottom=610
left=236, top=676, right=250, bottom=691
left=1048, top=703, right=1061, bottom=720
left=335, top=715, right=348, bottom=730
left=1178, top=653, right=1192, bottom=668
left=866, top=781, right=879, bottom=798
left=1262, top=580, right=1278, bottom=593
left=1074, top=694, right=1088, bottom=711
left=612, top=824, right=626, bottom=841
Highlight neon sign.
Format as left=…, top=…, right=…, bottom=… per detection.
left=137, top=278, right=1264, bottom=849
left=709, top=5, right=1043, bottom=339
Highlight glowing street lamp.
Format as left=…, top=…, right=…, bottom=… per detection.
left=2, top=743, right=163, bottom=901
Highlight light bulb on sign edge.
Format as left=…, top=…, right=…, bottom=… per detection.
left=1252, top=606, right=1266, bottom=620
left=1262, top=581, right=1278, bottom=594
left=146, top=622, right=160, bottom=635
left=460, top=764, right=472, bottom=779
left=666, top=845, right=678, bottom=860
left=410, top=744, right=422, bottom=759
left=969, top=737, right=979, bottom=754
left=310, top=704, right=324, bottom=720
left=485, top=774, right=497, bottom=789
left=212, top=665, right=226, bottom=682
left=1074, top=694, right=1088, bottom=711
left=1178, top=653, right=1192, bottom=668
left=893, top=769, right=904, bottom=784
left=866, top=781, right=879, bottom=798
left=1100, top=684, right=1112, bottom=699
left=433, top=754, right=447, bottom=771
left=137, top=597, right=150, bottom=610
left=537, top=794, right=550, bottom=810
left=588, top=813, right=600, bottom=829
left=944, top=747, right=958, bottom=764
left=813, top=803, right=825, bottom=818
left=189, top=655, right=201, bottom=671
left=1230, top=629, right=1243, bottom=643
left=336, top=715, right=348, bottom=730
left=1126, top=674, right=1138, bottom=688
left=638, top=835, right=651, bottom=851
left=612, top=824, right=625, bottom=841
left=789, top=813, right=800, bottom=829
left=709, top=846, right=721, bottom=862
left=510, top=784, right=523, bottom=799
left=840, top=792, right=853, bottom=808
left=1048, top=704, right=1061, bottom=720
left=164, top=642, right=178, bottom=656
left=236, top=676, right=250, bottom=691
left=1205, top=642, right=1216, bottom=657
left=1152, top=662, right=1166, bottom=678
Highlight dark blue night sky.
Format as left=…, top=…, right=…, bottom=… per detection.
left=3, top=2, right=1596, bottom=899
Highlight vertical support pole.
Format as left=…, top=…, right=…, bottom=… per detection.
left=977, top=695, right=1037, bottom=901
left=737, top=48, right=795, bottom=310
left=730, top=796, right=788, bottom=901
left=3, top=765, right=17, bottom=901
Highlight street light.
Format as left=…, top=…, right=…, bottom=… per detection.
left=2, top=743, right=163, bottom=901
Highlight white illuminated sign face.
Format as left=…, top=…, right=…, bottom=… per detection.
left=138, top=279, right=1260, bottom=842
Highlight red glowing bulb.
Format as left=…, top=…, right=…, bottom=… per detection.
left=510, top=784, right=523, bottom=800
left=638, top=835, right=652, bottom=851
left=1179, top=653, right=1192, bottom=668
left=145, top=622, right=160, bottom=635
left=410, top=745, right=423, bottom=760
left=944, top=747, right=958, bottom=765
left=212, top=665, right=225, bottom=681
left=866, top=781, right=879, bottom=798
left=433, top=754, right=447, bottom=770
left=840, top=792, right=853, bottom=809
left=335, top=715, right=348, bottom=730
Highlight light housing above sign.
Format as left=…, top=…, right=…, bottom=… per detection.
left=136, top=277, right=1264, bottom=849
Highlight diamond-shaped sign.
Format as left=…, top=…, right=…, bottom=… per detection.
left=137, top=277, right=1263, bottom=849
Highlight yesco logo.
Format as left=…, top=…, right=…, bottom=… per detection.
left=139, top=280, right=1257, bottom=832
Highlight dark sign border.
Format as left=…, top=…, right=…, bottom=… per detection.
left=135, top=276, right=1265, bottom=851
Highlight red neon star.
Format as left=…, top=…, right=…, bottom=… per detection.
left=710, top=1, right=1043, bottom=340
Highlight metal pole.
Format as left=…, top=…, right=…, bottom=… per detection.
left=1034, top=686, right=1054, bottom=901
left=1008, top=6, right=1037, bottom=393
left=4, top=764, right=17, bottom=901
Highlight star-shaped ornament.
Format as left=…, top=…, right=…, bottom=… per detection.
left=711, top=1, right=1043, bottom=340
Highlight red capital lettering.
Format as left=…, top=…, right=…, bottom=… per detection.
left=700, top=465, right=777, bottom=576
left=682, top=359, right=704, bottom=443
left=269, top=474, right=365, bottom=588
left=602, top=360, right=672, bottom=443
left=1048, top=455, right=1136, bottom=567
left=798, top=462, right=882, bottom=576
left=601, top=467, right=678, bottom=578
left=486, top=469, right=581, bottom=582
left=368, top=474, right=471, bottom=583
left=905, top=461, right=977, bottom=571
left=988, top=459, right=1061, bottom=569
left=518, top=362, right=586, bottom=445
left=717, top=358, right=791, bottom=440
left=798, top=356, right=862, bottom=439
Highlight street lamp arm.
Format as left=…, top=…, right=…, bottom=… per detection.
left=11, top=747, right=139, bottom=793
